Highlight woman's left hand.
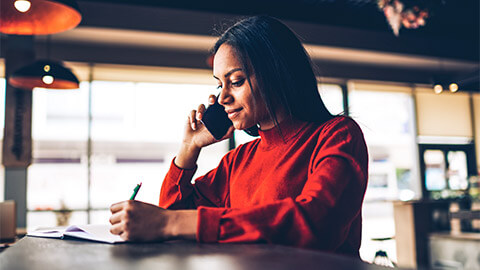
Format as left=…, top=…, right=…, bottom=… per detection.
left=109, top=200, right=197, bottom=242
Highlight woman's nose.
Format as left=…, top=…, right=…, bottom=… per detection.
left=218, top=88, right=232, bottom=105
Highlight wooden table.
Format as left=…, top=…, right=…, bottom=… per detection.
left=0, top=237, right=393, bottom=270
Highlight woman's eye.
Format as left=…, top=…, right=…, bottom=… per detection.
left=232, top=79, right=245, bottom=87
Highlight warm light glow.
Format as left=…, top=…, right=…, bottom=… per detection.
left=449, top=83, right=459, bottom=93
left=44, top=65, right=51, bottom=72
left=1, top=0, right=82, bottom=35
left=42, top=75, right=54, bottom=85
left=433, top=84, right=443, bottom=94
left=14, top=0, right=31, bottom=13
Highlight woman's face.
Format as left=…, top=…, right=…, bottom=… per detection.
left=213, top=44, right=274, bottom=130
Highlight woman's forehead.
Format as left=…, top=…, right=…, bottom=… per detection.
left=213, top=44, right=243, bottom=76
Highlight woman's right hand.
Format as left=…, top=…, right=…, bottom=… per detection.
left=175, top=95, right=234, bottom=169
left=182, top=95, right=234, bottom=149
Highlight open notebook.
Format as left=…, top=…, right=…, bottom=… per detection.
left=27, top=224, right=125, bottom=244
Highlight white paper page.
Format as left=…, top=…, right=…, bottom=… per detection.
left=63, top=224, right=125, bottom=244
left=27, top=226, right=67, bottom=238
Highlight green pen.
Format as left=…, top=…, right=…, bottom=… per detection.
left=129, top=182, right=142, bottom=200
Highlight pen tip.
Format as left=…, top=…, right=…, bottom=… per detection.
left=139, top=182, right=142, bottom=186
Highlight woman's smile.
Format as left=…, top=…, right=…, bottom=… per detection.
left=225, top=108, right=243, bottom=119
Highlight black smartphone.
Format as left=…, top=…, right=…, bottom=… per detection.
left=201, top=99, right=233, bottom=140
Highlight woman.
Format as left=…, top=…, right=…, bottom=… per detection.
left=110, top=15, right=368, bottom=257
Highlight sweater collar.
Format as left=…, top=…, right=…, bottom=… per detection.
left=258, top=117, right=307, bottom=149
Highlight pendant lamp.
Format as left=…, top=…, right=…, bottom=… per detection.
left=0, top=0, right=82, bottom=35
left=9, top=59, right=79, bottom=90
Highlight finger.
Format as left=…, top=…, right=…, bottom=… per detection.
left=110, top=201, right=127, bottom=214
left=110, top=223, right=124, bottom=235
left=109, top=211, right=124, bottom=225
left=196, top=104, right=206, bottom=120
left=208, top=95, right=216, bottom=105
left=120, top=231, right=130, bottom=241
left=189, top=110, right=197, bottom=130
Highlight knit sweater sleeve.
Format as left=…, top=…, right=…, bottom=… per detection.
left=196, top=118, right=368, bottom=251
left=158, top=151, right=234, bottom=210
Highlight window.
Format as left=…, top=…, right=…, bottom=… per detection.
left=349, top=83, right=418, bottom=264
left=27, top=64, right=229, bottom=229
left=318, top=83, right=344, bottom=116
left=28, top=83, right=89, bottom=227
left=89, top=81, right=228, bottom=223
left=349, top=84, right=419, bottom=201
left=424, top=150, right=447, bottom=191
left=234, top=83, right=345, bottom=146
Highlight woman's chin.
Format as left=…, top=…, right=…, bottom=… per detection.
left=232, top=123, right=243, bottom=130
left=232, top=121, right=253, bottom=131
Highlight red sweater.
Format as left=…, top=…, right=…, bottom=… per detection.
left=159, top=116, right=368, bottom=256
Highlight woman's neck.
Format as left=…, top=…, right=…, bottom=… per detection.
left=257, top=108, right=287, bottom=131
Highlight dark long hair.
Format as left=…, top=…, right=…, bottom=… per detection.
left=212, top=15, right=333, bottom=134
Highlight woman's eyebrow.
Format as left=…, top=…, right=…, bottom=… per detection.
left=213, top=68, right=243, bottom=80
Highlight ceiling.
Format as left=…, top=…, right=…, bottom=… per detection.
left=73, top=0, right=479, bottom=90
left=79, top=0, right=479, bottom=56
left=3, top=0, right=477, bottom=90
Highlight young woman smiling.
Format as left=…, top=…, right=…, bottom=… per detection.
left=109, top=15, right=368, bottom=257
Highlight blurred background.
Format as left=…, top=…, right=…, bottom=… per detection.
left=0, top=0, right=479, bottom=268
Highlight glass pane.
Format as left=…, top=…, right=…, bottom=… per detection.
left=90, top=81, right=135, bottom=141
left=27, top=211, right=57, bottom=230
left=90, top=82, right=229, bottom=210
left=28, top=83, right=89, bottom=219
left=318, top=84, right=344, bottom=115
left=27, top=163, right=88, bottom=210
left=447, top=151, right=468, bottom=190
left=234, top=83, right=344, bottom=147
left=90, top=210, right=111, bottom=225
left=90, top=161, right=169, bottom=209
left=424, top=150, right=446, bottom=191
left=27, top=211, right=88, bottom=230
left=28, top=74, right=231, bottom=226
left=32, top=83, right=89, bottom=141
left=349, top=89, right=418, bottom=200
left=350, top=88, right=417, bottom=264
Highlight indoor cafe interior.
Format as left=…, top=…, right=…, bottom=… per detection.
left=0, top=0, right=479, bottom=270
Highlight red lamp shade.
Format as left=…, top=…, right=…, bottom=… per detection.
left=0, top=0, right=82, bottom=35
left=9, top=60, right=79, bottom=90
